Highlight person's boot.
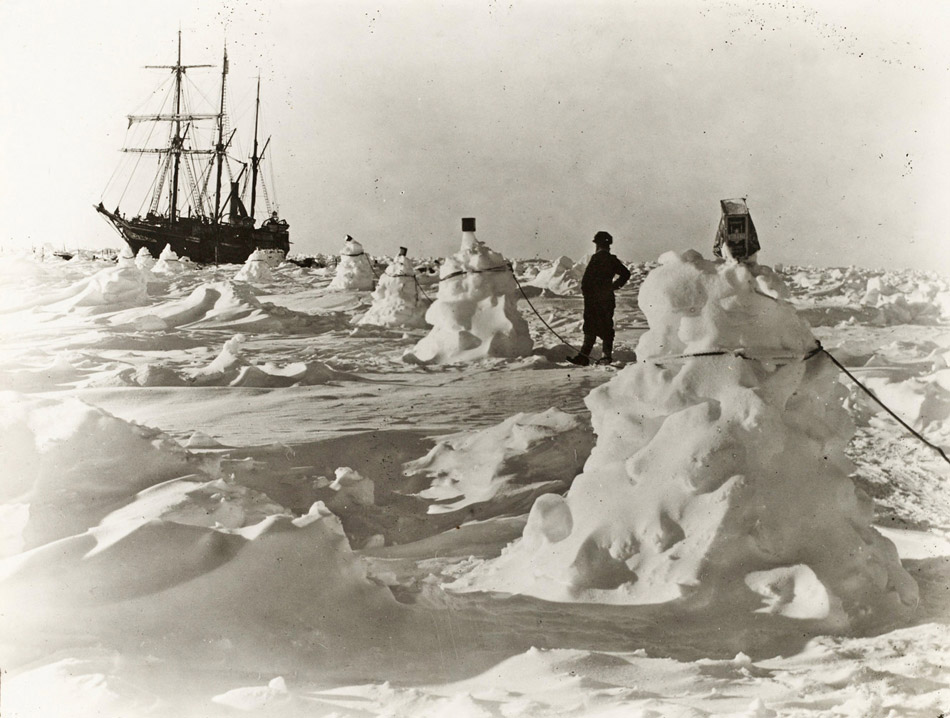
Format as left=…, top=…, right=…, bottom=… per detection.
left=568, top=335, right=595, bottom=366
left=597, top=338, right=614, bottom=365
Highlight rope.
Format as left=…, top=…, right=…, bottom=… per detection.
left=647, top=339, right=949, bottom=467
left=819, top=343, right=950, bottom=467
left=648, top=343, right=824, bottom=366
left=509, top=267, right=581, bottom=354
left=414, top=274, right=433, bottom=302
left=438, top=264, right=511, bottom=282
left=362, top=252, right=380, bottom=281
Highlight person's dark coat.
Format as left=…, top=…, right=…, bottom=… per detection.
left=581, top=251, right=631, bottom=340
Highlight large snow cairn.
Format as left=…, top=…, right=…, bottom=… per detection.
left=357, top=247, right=428, bottom=328
left=328, top=235, right=375, bottom=291
left=454, top=249, right=918, bottom=629
left=404, top=218, right=532, bottom=364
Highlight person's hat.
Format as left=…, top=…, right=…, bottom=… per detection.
left=462, top=217, right=476, bottom=232
left=398, top=246, right=408, bottom=256
left=593, top=231, right=613, bottom=246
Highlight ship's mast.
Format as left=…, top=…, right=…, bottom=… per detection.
left=170, top=31, right=183, bottom=224
left=250, top=75, right=261, bottom=221
left=213, top=46, right=228, bottom=224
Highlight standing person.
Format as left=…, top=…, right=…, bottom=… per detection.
left=568, top=231, right=631, bottom=366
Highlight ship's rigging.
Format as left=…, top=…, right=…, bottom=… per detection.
left=103, top=33, right=281, bottom=225
left=96, top=32, right=289, bottom=265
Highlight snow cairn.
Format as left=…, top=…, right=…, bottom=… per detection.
left=328, top=236, right=375, bottom=291
left=357, top=247, right=428, bottom=328
left=134, top=246, right=155, bottom=271
left=404, top=218, right=532, bottom=364
left=455, top=249, right=918, bottom=629
left=234, top=248, right=274, bottom=283
left=151, top=244, right=186, bottom=275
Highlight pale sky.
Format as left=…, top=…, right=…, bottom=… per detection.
left=2, top=0, right=948, bottom=271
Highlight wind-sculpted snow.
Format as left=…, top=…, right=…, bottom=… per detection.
left=1, top=251, right=949, bottom=717
left=108, top=280, right=350, bottom=333
left=188, top=334, right=362, bottom=387
left=407, top=408, right=593, bottom=514
left=0, top=393, right=408, bottom=691
left=455, top=250, right=919, bottom=630
left=0, top=392, right=211, bottom=554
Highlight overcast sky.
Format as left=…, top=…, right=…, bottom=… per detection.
left=2, top=0, right=948, bottom=271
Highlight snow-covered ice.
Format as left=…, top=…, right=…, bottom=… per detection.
left=0, top=248, right=948, bottom=718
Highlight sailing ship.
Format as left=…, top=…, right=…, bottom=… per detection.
left=96, top=33, right=290, bottom=265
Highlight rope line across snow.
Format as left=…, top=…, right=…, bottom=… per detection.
left=648, top=340, right=949, bottom=467
left=819, top=343, right=950, bottom=467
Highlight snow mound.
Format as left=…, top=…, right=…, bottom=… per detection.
left=404, top=229, right=532, bottom=364
left=235, top=248, right=275, bottom=283
left=329, top=237, right=375, bottom=291
left=109, top=281, right=332, bottom=333
left=407, top=408, right=593, bottom=514
left=0, top=501, right=403, bottom=666
left=190, top=334, right=359, bottom=387
left=357, top=253, right=429, bottom=328
left=453, top=250, right=918, bottom=629
left=527, top=255, right=587, bottom=295
left=79, top=362, right=190, bottom=388
left=40, top=262, right=149, bottom=311
left=0, top=392, right=209, bottom=554
left=3, top=654, right=164, bottom=718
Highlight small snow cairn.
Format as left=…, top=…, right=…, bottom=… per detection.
left=134, top=246, right=155, bottom=271
left=151, top=244, right=187, bottom=275
left=328, top=235, right=375, bottom=291
left=357, top=247, right=429, bottom=328
left=235, top=248, right=274, bottom=283
left=454, top=249, right=918, bottom=630
left=404, top=218, right=533, bottom=364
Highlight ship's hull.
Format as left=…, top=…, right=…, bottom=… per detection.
left=96, top=206, right=290, bottom=265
